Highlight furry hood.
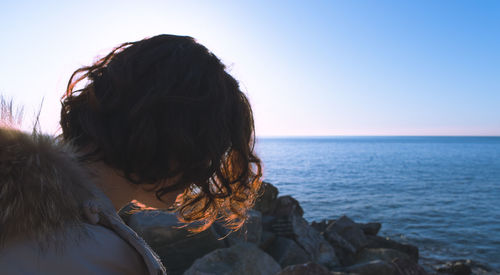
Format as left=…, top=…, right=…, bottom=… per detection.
left=0, top=125, right=99, bottom=251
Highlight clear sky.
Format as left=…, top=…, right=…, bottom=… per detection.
left=1, top=0, right=499, bottom=136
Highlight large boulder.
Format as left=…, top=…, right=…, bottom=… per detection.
left=262, top=215, right=295, bottom=238
left=364, top=235, right=419, bottom=263
left=311, top=219, right=335, bottom=234
left=323, top=230, right=356, bottom=266
left=253, top=181, right=279, bottom=214
left=358, top=222, right=381, bottom=236
left=392, top=258, right=429, bottom=275
left=432, top=259, right=497, bottom=275
left=264, top=237, right=310, bottom=268
left=291, top=214, right=339, bottom=268
left=276, top=262, right=348, bottom=275
left=270, top=196, right=304, bottom=218
left=434, top=260, right=472, bottom=275
left=355, top=248, right=413, bottom=264
left=259, top=230, right=277, bottom=250
left=326, top=216, right=367, bottom=251
left=127, top=210, right=225, bottom=275
left=214, top=210, right=263, bottom=246
left=341, top=260, right=399, bottom=275
left=312, top=220, right=381, bottom=237
left=183, top=243, right=281, bottom=275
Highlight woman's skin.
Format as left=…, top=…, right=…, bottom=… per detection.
left=88, top=161, right=182, bottom=212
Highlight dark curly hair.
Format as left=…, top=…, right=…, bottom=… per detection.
left=60, top=34, right=262, bottom=232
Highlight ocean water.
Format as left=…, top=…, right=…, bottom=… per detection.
left=255, top=137, right=500, bottom=269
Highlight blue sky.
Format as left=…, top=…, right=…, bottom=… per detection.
left=0, top=0, right=499, bottom=136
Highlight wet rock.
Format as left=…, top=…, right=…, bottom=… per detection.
left=183, top=243, right=281, bottom=275
left=291, top=214, right=339, bottom=268
left=264, top=237, right=310, bottom=267
left=432, top=259, right=496, bottom=275
left=355, top=248, right=413, bottom=264
left=435, top=260, right=472, bottom=275
left=253, top=181, right=279, bottom=215
left=326, top=216, right=367, bottom=251
left=271, top=195, right=304, bottom=218
left=358, top=222, right=381, bottom=236
left=341, top=260, right=399, bottom=275
left=127, top=210, right=225, bottom=275
left=392, top=258, right=429, bottom=275
left=276, top=262, right=347, bottom=275
left=364, top=235, right=419, bottom=263
left=323, top=230, right=356, bottom=266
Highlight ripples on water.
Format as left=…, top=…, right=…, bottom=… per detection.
left=256, top=137, right=500, bottom=269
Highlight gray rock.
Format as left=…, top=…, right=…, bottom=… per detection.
left=253, top=181, right=279, bottom=215
left=264, top=237, right=310, bottom=268
left=291, top=214, right=339, bottom=268
left=342, top=260, right=399, bottom=275
left=358, top=223, right=381, bottom=236
left=326, top=216, right=367, bottom=251
left=215, top=210, right=263, bottom=246
left=183, top=243, right=281, bottom=275
left=127, top=210, right=225, bottom=275
left=276, top=262, right=348, bottom=275
left=435, top=260, right=472, bottom=275
left=355, top=248, right=413, bottom=264
left=364, top=235, right=419, bottom=263
left=262, top=215, right=295, bottom=239
left=259, top=230, right=277, bottom=251
left=432, top=259, right=496, bottom=275
left=311, top=219, right=336, bottom=234
left=271, top=195, right=304, bottom=218
left=323, top=229, right=356, bottom=266
left=392, top=258, right=429, bottom=275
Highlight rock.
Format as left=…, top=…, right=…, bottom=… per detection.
left=264, top=237, right=310, bottom=267
left=183, top=243, right=281, bottom=275
left=276, top=262, right=348, bottom=275
left=358, top=222, right=381, bottom=236
left=262, top=215, right=277, bottom=231
left=271, top=195, right=304, bottom=218
left=341, top=260, right=399, bottom=275
left=432, top=259, right=496, bottom=275
left=214, top=210, right=263, bottom=245
left=264, top=215, right=295, bottom=238
left=392, top=258, right=429, bottom=275
left=311, top=219, right=336, bottom=234
left=291, top=214, right=339, bottom=268
left=323, top=230, right=356, bottom=266
left=127, top=210, right=225, bottom=275
left=355, top=248, right=413, bottom=264
left=364, top=235, right=419, bottom=263
left=253, top=181, right=279, bottom=214
left=259, top=230, right=277, bottom=251
left=326, top=216, right=367, bottom=251
left=435, top=260, right=472, bottom=275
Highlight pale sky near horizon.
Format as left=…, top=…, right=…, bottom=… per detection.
left=0, top=0, right=499, bottom=136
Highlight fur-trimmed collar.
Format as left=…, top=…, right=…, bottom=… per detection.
left=0, top=126, right=99, bottom=251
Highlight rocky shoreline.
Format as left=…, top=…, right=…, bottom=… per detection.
left=119, top=182, right=498, bottom=275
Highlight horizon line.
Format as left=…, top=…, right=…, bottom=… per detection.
left=256, top=134, right=500, bottom=138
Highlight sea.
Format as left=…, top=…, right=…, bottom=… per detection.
left=255, top=136, right=500, bottom=270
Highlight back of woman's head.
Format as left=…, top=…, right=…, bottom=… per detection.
left=61, top=34, right=262, bottom=231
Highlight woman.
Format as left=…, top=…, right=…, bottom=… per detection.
left=0, top=34, right=262, bottom=274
